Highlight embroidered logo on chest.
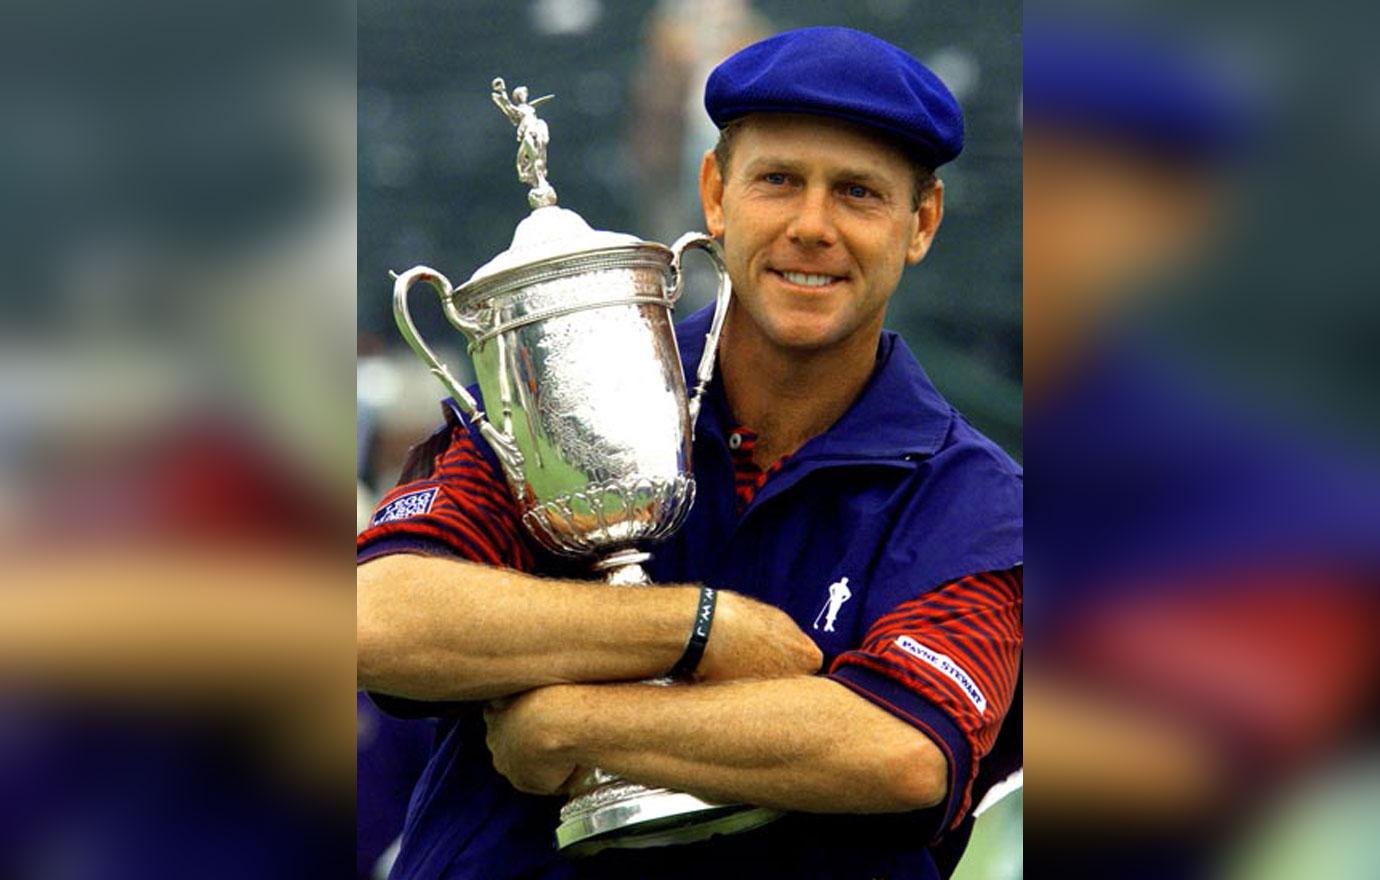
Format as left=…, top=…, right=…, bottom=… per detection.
left=371, top=487, right=440, bottom=526
left=812, top=576, right=853, bottom=633
left=894, top=635, right=987, bottom=712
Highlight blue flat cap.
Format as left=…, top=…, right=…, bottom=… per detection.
left=704, top=26, right=964, bottom=167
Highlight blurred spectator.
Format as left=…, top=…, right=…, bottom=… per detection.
left=627, top=0, right=769, bottom=251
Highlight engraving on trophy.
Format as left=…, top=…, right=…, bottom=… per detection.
left=491, top=77, right=557, bottom=209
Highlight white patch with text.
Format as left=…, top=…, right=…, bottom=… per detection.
left=894, top=635, right=987, bottom=713
left=371, top=487, right=440, bottom=526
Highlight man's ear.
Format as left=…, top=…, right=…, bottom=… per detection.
left=699, top=150, right=726, bottom=238
left=905, top=179, right=944, bottom=265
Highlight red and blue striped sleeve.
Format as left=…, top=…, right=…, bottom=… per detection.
left=357, top=420, right=534, bottom=718
left=357, top=422, right=534, bottom=572
left=827, top=567, right=1022, bottom=838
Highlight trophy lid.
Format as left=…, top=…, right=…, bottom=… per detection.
left=464, top=205, right=641, bottom=286
left=463, top=77, right=647, bottom=289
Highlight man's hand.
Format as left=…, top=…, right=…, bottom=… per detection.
left=483, top=686, right=582, bottom=796
left=695, top=591, right=823, bottom=681
left=481, top=591, right=821, bottom=798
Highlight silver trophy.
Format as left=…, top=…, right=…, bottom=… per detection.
left=390, top=78, right=780, bottom=855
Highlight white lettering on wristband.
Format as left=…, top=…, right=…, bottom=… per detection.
left=693, top=588, right=715, bottom=639
left=894, top=635, right=987, bottom=713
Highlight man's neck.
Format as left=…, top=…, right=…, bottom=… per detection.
left=717, top=309, right=881, bottom=467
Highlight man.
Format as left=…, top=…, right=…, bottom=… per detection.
left=358, top=27, right=1021, bottom=880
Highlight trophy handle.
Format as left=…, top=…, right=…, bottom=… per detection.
left=391, top=266, right=526, bottom=477
left=669, top=233, right=732, bottom=430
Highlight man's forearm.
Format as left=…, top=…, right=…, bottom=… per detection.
left=520, top=676, right=948, bottom=813
left=357, top=554, right=697, bottom=701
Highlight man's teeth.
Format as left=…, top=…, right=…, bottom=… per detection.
left=781, top=271, right=837, bottom=287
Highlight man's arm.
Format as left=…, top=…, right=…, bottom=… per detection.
left=485, top=568, right=1022, bottom=822
left=357, top=553, right=823, bottom=702
left=483, top=676, right=946, bottom=813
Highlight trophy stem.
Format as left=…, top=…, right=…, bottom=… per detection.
left=593, top=549, right=653, bottom=586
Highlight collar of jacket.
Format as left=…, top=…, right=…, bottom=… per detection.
left=676, top=302, right=953, bottom=464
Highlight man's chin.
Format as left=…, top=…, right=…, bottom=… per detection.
left=762, top=318, right=850, bottom=353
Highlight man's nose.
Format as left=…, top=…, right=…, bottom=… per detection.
left=786, top=186, right=837, bottom=248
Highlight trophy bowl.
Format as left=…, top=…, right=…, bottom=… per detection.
left=393, top=224, right=718, bottom=582
left=460, top=242, right=698, bottom=563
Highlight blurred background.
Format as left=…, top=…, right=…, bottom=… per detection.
left=0, top=1, right=356, bottom=878
left=356, top=0, right=1023, bottom=516
left=1025, top=2, right=1380, bottom=879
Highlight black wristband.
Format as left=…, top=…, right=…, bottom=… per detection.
left=669, top=586, right=717, bottom=680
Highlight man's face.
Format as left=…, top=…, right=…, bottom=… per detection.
left=699, top=114, right=942, bottom=353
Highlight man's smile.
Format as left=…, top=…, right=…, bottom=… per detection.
left=767, top=267, right=850, bottom=290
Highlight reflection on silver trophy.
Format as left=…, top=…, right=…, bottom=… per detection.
left=390, top=78, right=780, bottom=855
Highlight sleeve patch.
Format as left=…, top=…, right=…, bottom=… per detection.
left=371, top=487, right=440, bottom=526
left=893, top=636, right=988, bottom=713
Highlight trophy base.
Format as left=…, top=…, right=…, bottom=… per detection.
left=556, top=786, right=781, bottom=856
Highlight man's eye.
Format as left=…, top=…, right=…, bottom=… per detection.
left=762, top=172, right=788, bottom=185
left=844, top=184, right=874, bottom=199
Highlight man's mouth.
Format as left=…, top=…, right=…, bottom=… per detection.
left=771, top=269, right=846, bottom=289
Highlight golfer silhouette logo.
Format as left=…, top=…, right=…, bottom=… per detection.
left=813, top=577, right=852, bottom=633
